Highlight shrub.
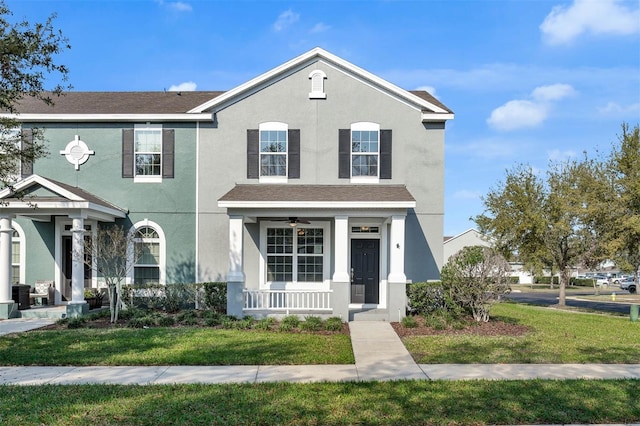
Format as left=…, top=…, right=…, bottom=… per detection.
left=509, top=276, right=520, bottom=284
left=281, top=315, right=300, bottom=329
left=441, top=245, right=511, bottom=322
left=221, top=316, right=237, bottom=329
left=300, top=316, right=323, bottom=332
left=233, top=317, right=254, bottom=330
left=407, top=282, right=445, bottom=315
left=535, top=276, right=560, bottom=285
left=401, top=315, right=418, bottom=328
left=324, top=317, right=343, bottom=332
left=255, top=317, right=277, bottom=331
left=157, top=315, right=175, bottom=327
left=66, top=317, right=86, bottom=329
left=128, top=315, right=157, bottom=328
left=202, top=282, right=227, bottom=313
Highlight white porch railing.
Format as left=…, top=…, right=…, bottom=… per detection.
left=243, top=289, right=333, bottom=312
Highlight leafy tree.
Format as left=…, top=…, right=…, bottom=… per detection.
left=602, top=124, right=640, bottom=282
left=80, top=225, right=141, bottom=323
left=0, top=1, right=70, bottom=185
left=441, top=245, right=510, bottom=322
left=475, top=160, right=595, bottom=306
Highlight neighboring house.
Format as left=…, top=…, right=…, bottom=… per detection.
left=443, top=228, right=490, bottom=264
left=0, top=48, right=453, bottom=320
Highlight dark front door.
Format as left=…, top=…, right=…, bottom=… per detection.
left=351, top=239, right=380, bottom=304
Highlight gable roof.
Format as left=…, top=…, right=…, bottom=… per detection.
left=190, top=47, right=453, bottom=122
left=0, top=175, right=126, bottom=221
left=218, top=184, right=416, bottom=209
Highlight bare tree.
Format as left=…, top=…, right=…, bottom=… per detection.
left=80, top=225, right=140, bottom=322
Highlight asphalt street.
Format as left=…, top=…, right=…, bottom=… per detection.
left=507, top=289, right=637, bottom=315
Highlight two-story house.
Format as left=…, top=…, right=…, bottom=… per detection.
left=0, top=48, right=453, bottom=321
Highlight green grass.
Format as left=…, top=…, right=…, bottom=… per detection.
left=403, top=302, right=640, bottom=363
left=0, top=380, right=638, bottom=425
left=0, top=328, right=354, bottom=365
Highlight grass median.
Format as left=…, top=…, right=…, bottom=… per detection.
left=1, top=380, right=638, bottom=425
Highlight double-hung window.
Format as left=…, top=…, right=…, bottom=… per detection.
left=264, top=224, right=327, bottom=284
left=122, top=125, right=174, bottom=182
left=260, top=123, right=288, bottom=179
left=135, top=124, right=162, bottom=180
left=339, top=122, right=392, bottom=182
left=0, top=128, right=33, bottom=181
left=246, top=123, right=300, bottom=181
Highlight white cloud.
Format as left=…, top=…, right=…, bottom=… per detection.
left=168, top=81, right=197, bottom=91
left=487, top=84, right=577, bottom=131
left=531, top=83, right=576, bottom=101
left=487, top=100, right=548, bottom=131
left=310, top=22, right=330, bottom=33
left=540, top=0, right=640, bottom=45
left=598, top=101, right=640, bottom=114
left=273, top=9, right=299, bottom=32
left=156, top=0, right=192, bottom=12
left=547, top=149, right=577, bottom=161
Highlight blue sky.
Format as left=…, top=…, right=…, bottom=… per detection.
left=6, top=0, right=640, bottom=236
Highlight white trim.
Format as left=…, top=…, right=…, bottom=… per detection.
left=422, top=112, right=454, bottom=122
left=128, top=219, right=166, bottom=285
left=348, top=218, right=388, bottom=309
left=195, top=121, right=200, bottom=283
left=54, top=218, right=98, bottom=303
left=258, top=122, right=288, bottom=180
left=188, top=47, right=451, bottom=117
left=218, top=200, right=416, bottom=209
left=350, top=122, right=380, bottom=183
left=1, top=113, right=213, bottom=122
left=308, top=69, right=327, bottom=99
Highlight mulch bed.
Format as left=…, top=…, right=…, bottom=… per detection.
left=391, top=316, right=531, bottom=337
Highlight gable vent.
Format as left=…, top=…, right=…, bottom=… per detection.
left=308, top=70, right=327, bottom=99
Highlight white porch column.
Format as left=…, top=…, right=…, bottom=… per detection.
left=332, top=215, right=350, bottom=282
left=69, top=215, right=86, bottom=304
left=331, top=215, right=350, bottom=320
left=0, top=215, right=13, bottom=303
left=226, top=215, right=245, bottom=317
left=388, top=215, right=407, bottom=283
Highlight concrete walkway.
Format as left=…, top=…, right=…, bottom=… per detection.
left=0, top=318, right=639, bottom=385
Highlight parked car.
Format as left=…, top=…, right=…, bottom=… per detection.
left=594, top=276, right=610, bottom=287
left=619, top=277, right=637, bottom=294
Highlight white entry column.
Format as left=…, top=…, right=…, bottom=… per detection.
left=387, top=214, right=407, bottom=321
left=331, top=215, right=350, bottom=320
left=226, top=215, right=245, bottom=317
left=69, top=215, right=86, bottom=304
left=0, top=215, right=13, bottom=303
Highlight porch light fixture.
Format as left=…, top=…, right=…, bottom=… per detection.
left=288, top=220, right=297, bottom=227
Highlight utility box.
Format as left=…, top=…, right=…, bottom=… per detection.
left=11, top=285, right=31, bottom=310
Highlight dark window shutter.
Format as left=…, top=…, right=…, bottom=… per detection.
left=247, top=129, right=259, bottom=179
left=162, top=129, right=175, bottom=178
left=122, top=129, right=134, bottom=178
left=20, top=128, right=33, bottom=178
left=288, top=129, right=300, bottom=179
left=380, top=129, right=392, bottom=179
left=338, top=129, right=350, bottom=179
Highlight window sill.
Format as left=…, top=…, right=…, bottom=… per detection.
left=350, top=176, right=380, bottom=184
left=259, top=176, right=288, bottom=184
left=134, top=176, right=162, bottom=183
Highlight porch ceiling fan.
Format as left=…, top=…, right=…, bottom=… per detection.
left=273, top=217, right=310, bottom=227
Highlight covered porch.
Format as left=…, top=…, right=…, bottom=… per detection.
left=218, top=184, right=416, bottom=322
left=0, top=175, right=126, bottom=319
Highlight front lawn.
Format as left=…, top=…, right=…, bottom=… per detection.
left=1, top=380, right=638, bottom=425
left=401, top=302, right=640, bottom=364
left=0, top=327, right=354, bottom=365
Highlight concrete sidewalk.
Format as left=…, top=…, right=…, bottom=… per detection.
left=0, top=318, right=639, bottom=385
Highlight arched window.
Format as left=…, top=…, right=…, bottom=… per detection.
left=130, top=220, right=165, bottom=285
left=11, top=223, right=25, bottom=284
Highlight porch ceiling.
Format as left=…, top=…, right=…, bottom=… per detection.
left=218, top=184, right=417, bottom=209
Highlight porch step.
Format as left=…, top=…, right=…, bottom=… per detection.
left=18, top=306, right=67, bottom=320
left=349, top=308, right=395, bottom=322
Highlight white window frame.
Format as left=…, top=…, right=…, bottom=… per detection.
left=11, top=222, right=25, bottom=285
left=128, top=219, right=166, bottom=285
left=350, top=122, right=380, bottom=184
left=259, top=221, right=330, bottom=289
left=133, top=124, right=162, bottom=183
left=258, top=122, right=288, bottom=183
